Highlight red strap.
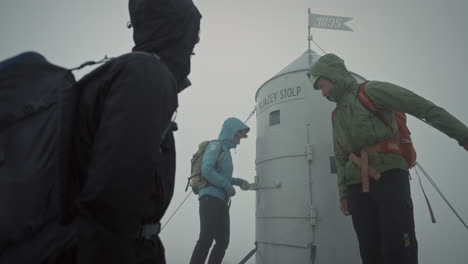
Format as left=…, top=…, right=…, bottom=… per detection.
left=360, top=150, right=369, bottom=192
left=358, top=82, right=394, bottom=132
left=363, top=139, right=402, bottom=155
left=348, top=153, right=381, bottom=180
left=358, top=82, right=377, bottom=111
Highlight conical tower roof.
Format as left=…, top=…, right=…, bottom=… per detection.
left=256, top=49, right=321, bottom=100
left=255, top=49, right=366, bottom=100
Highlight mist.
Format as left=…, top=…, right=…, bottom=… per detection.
left=1, top=0, right=467, bottom=263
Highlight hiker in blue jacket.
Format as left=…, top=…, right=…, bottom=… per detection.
left=190, top=117, right=252, bottom=264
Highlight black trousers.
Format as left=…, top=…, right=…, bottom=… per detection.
left=189, top=195, right=230, bottom=264
left=61, top=217, right=166, bottom=264
left=348, top=169, right=418, bottom=264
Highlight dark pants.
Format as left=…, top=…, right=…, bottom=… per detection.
left=348, top=169, right=418, bottom=264
left=66, top=217, right=166, bottom=264
left=189, top=195, right=230, bottom=264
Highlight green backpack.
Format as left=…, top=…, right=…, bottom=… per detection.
left=185, top=140, right=225, bottom=194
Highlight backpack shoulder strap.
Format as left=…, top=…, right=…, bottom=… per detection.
left=357, top=82, right=377, bottom=111
left=357, top=82, right=392, bottom=128
left=213, top=140, right=225, bottom=161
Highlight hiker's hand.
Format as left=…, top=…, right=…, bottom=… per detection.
left=340, top=199, right=350, bottom=216
left=240, top=180, right=251, bottom=191
left=225, top=185, right=236, bottom=197
left=460, top=138, right=468, bottom=151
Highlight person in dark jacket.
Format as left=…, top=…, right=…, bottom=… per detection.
left=70, top=0, right=202, bottom=263
left=308, top=53, right=468, bottom=264
left=189, top=117, right=252, bottom=264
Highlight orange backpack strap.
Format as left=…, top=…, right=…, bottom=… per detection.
left=357, top=82, right=377, bottom=111
left=357, top=82, right=416, bottom=163
left=358, top=82, right=393, bottom=131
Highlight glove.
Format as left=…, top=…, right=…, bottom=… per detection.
left=240, top=180, right=251, bottom=191
left=225, top=185, right=236, bottom=197
left=460, top=138, right=468, bottom=151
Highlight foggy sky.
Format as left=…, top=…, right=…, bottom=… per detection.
left=1, top=0, right=467, bottom=263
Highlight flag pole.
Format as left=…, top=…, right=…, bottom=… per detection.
left=307, top=8, right=312, bottom=71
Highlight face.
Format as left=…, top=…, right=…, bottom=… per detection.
left=315, top=77, right=335, bottom=99
left=234, top=129, right=248, bottom=145
left=190, top=32, right=201, bottom=55
left=178, top=30, right=201, bottom=93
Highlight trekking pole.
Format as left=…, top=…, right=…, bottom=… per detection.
left=415, top=162, right=468, bottom=230
left=238, top=243, right=257, bottom=264
left=161, top=190, right=193, bottom=231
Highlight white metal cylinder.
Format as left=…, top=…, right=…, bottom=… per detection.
left=255, top=50, right=365, bottom=264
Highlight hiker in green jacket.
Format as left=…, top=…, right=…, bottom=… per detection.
left=308, top=53, right=468, bottom=264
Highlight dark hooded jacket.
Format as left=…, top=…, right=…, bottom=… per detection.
left=129, top=0, right=201, bottom=91
left=309, top=54, right=468, bottom=200
left=69, top=1, right=201, bottom=263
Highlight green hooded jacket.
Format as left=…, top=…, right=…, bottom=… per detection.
left=309, top=54, right=468, bottom=200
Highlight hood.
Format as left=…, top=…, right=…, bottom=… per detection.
left=218, top=117, right=250, bottom=149
left=129, top=0, right=202, bottom=92
left=308, top=53, right=358, bottom=102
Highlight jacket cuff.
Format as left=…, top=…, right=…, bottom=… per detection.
left=231, top=177, right=244, bottom=186
left=459, top=138, right=468, bottom=146
left=339, top=186, right=348, bottom=200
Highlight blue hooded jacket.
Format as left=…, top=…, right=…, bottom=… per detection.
left=198, top=117, right=250, bottom=201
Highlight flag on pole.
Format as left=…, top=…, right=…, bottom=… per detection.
left=308, top=13, right=353, bottom=32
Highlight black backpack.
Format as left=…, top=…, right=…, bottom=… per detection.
left=0, top=52, right=101, bottom=263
